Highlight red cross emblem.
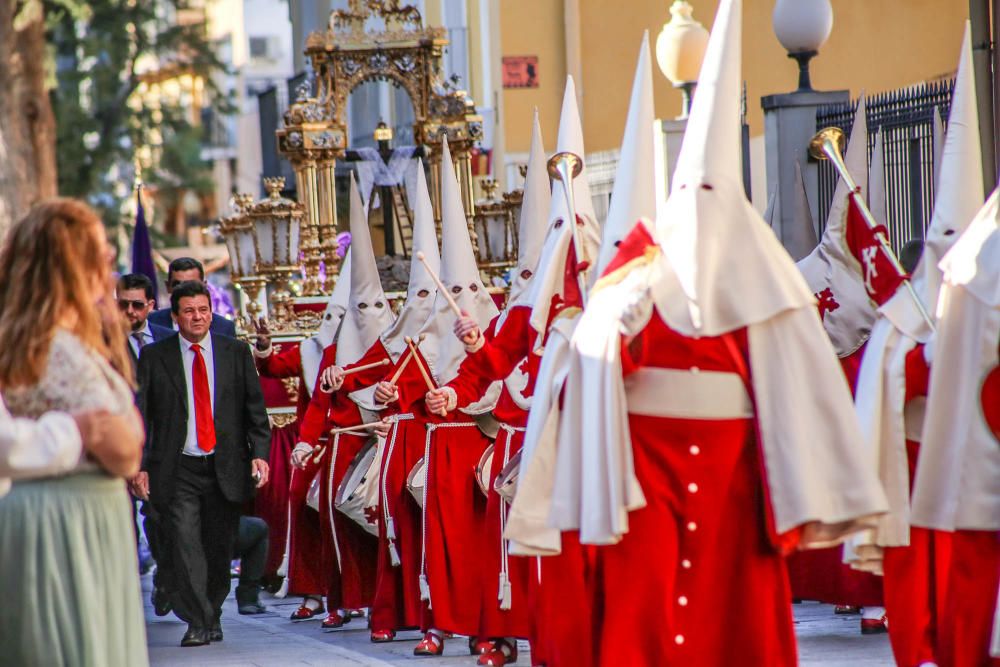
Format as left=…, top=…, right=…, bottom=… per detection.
left=815, top=288, right=840, bottom=321
left=363, top=506, right=380, bottom=527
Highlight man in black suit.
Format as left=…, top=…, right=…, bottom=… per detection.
left=147, top=257, right=238, bottom=338
left=133, top=281, right=270, bottom=647
left=117, top=273, right=174, bottom=364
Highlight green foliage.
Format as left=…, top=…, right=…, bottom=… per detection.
left=44, top=0, right=232, bottom=231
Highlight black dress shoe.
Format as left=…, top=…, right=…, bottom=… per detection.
left=209, top=622, right=223, bottom=642
left=151, top=586, right=172, bottom=617
left=181, top=627, right=210, bottom=647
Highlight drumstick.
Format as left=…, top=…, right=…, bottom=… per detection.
left=342, top=358, right=390, bottom=376
left=406, top=336, right=436, bottom=392
left=387, top=333, right=426, bottom=385
left=310, top=423, right=378, bottom=463
left=416, top=251, right=463, bottom=318
left=330, top=422, right=378, bottom=436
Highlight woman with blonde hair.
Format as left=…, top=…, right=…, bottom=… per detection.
left=0, top=198, right=149, bottom=666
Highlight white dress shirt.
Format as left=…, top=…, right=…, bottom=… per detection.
left=179, top=333, right=216, bottom=457
left=128, top=321, right=153, bottom=357
left=0, top=395, right=82, bottom=497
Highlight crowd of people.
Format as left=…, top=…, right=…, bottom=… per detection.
left=0, top=1, right=996, bottom=666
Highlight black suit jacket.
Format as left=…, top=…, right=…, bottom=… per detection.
left=148, top=307, right=238, bottom=338
left=126, top=322, right=175, bottom=368
left=137, top=333, right=271, bottom=505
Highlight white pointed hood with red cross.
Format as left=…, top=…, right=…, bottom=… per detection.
left=881, top=23, right=984, bottom=341
left=796, top=99, right=874, bottom=356
left=525, top=77, right=603, bottom=344
left=335, top=176, right=395, bottom=367
left=503, top=109, right=551, bottom=316
left=531, top=0, right=886, bottom=549
left=379, top=161, right=441, bottom=362
left=596, top=31, right=658, bottom=275
left=416, top=138, right=499, bottom=385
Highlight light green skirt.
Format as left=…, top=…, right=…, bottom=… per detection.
left=0, top=472, right=149, bottom=667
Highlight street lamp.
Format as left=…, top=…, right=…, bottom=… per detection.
left=772, top=0, right=833, bottom=92
left=655, top=1, right=709, bottom=120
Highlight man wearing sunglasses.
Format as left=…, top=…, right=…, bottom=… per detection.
left=117, top=273, right=174, bottom=363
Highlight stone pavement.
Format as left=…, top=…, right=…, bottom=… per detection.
left=143, top=573, right=894, bottom=666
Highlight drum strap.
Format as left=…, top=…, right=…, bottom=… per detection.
left=381, top=414, right=414, bottom=567
left=326, top=433, right=343, bottom=572
left=496, top=424, right=524, bottom=611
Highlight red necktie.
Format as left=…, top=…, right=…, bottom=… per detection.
left=191, top=344, right=216, bottom=452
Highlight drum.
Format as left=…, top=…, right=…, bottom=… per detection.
left=475, top=443, right=495, bottom=498
left=406, top=457, right=426, bottom=508
left=334, top=437, right=381, bottom=536
left=493, top=449, right=522, bottom=505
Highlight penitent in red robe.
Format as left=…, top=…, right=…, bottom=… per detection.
left=297, top=342, right=392, bottom=611
left=446, top=306, right=537, bottom=642
left=255, top=343, right=336, bottom=595
left=882, top=345, right=953, bottom=667
left=369, top=345, right=440, bottom=634
left=574, top=225, right=799, bottom=666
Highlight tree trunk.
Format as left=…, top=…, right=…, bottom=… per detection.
left=0, top=0, right=57, bottom=238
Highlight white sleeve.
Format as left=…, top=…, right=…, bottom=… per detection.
left=0, top=405, right=83, bottom=496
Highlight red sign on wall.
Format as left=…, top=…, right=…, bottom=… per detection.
left=502, top=56, right=539, bottom=89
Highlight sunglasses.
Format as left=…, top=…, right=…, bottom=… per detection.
left=117, top=299, right=150, bottom=311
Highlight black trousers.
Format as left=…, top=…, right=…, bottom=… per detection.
left=234, top=516, right=268, bottom=604
left=166, top=455, right=241, bottom=630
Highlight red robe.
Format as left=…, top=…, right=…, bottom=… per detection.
left=785, top=345, right=884, bottom=608
left=297, top=342, right=392, bottom=611
left=254, top=343, right=336, bottom=595
left=446, top=307, right=536, bottom=641
left=591, top=312, right=797, bottom=666
left=369, top=346, right=439, bottom=633
left=882, top=344, right=954, bottom=667
left=419, top=379, right=491, bottom=637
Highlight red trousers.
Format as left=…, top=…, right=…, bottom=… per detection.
left=593, top=414, right=797, bottom=667
left=421, top=421, right=489, bottom=636
left=478, top=426, right=531, bottom=640
left=938, top=530, right=1000, bottom=667
left=370, top=416, right=425, bottom=632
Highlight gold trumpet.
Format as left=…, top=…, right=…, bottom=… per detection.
left=547, top=151, right=590, bottom=306
left=809, top=127, right=935, bottom=331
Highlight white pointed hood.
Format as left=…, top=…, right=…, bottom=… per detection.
left=764, top=161, right=818, bottom=261
left=335, top=176, right=396, bottom=367
left=869, top=128, right=887, bottom=228
left=882, top=23, right=984, bottom=340
left=301, top=250, right=352, bottom=394
left=526, top=76, right=603, bottom=342
left=652, top=0, right=813, bottom=336
left=506, top=110, right=551, bottom=310
left=796, top=98, right=875, bottom=356
left=932, top=105, right=945, bottom=194
left=417, top=138, right=499, bottom=384
left=379, top=161, right=440, bottom=362
left=596, top=32, right=657, bottom=275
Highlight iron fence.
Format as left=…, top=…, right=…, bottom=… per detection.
left=815, top=80, right=953, bottom=252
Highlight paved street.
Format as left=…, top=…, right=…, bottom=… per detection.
left=143, top=573, right=894, bottom=666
